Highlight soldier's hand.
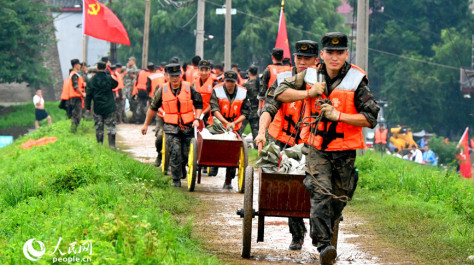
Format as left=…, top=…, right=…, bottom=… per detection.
left=141, top=125, right=148, bottom=135
left=254, top=133, right=266, bottom=146
left=192, top=119, right=200, bottom=128
left=320, top=103, right=340, bottom=122
left=308, top=82, right=327, bottom=98
left=226, top=122, right=236, bottom=131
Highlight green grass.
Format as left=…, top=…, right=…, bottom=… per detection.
left=0, top=120, right=222, bottom=264
left=0, top=102, right=67, bottom=128
left=352, top=151, right=473, bottom=264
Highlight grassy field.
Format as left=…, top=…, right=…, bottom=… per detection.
left=353, top=152, right=473, bottom=265
left=0, top=120, right=221, bottom=264
left=0, top=102, right=67, bottom=128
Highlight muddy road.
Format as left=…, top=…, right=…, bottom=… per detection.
left=117, top=124, right=411, bottom=265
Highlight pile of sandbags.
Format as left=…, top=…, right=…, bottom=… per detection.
left=255, top=143, right=306, bottom=174
left=200, top=117, right=238, bottom=140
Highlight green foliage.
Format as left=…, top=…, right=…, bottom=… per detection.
left=354, top=151, right=473, bottom=264
left=0, top=102, right=67, bottom=128
left=0, top=120, right=222, bottom=264
left=427, top=136, right=458, bottom=166
left=112, top=0, right=348, bottom=69
left=0, top=0, right=55, bottom=88
left=368, top=0, right=474, bottom=136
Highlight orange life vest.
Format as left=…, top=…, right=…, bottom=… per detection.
left=266, top=64, right=293, bottom=88
left=132, top=70, right=151, bottom=96
left=268, top=100, right=306, bottom=146
left=208, top=85, right=247, bottom=131
left=60, top=77, right=71, bottom=100
left=185, top=67, right=199, bottom=82
left=161, top=81, right=195, bottom=125
left=148, top=72, right=165, bottom=97
left=68, top=71, right=84, bottom=98
left=112, top=71, right=125, bottom=97
left=301, top=65, right=366, bottom=151
left=375, top=128, right=388, bottom=144
left=193, top=77, right=215, bottom=111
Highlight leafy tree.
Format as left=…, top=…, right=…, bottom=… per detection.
left=113, top=0, right=348, bottom=69
left=0, top=0, right=55, bottom=88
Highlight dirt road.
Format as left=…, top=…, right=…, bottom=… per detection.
left=117, top=124, right=408, bottom=265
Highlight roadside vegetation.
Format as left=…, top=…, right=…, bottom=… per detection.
left=0, top=120, right=221, bottom=264
left=352, top=152, right=473, bottom=265
left=0, top=102, right=67, bottom=128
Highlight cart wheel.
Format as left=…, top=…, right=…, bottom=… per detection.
left=161, top=133, right=170, bottom=175
left=242, top=166, right=254, bottom=258
left=237, top=139, right=249, bottom=193
left=187, top=138, right=198, bottom=192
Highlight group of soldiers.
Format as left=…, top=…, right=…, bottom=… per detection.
left=60, top=31, right=380, bottom=265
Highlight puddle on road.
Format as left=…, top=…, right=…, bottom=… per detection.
left=117, top=124, right=386, bottom=265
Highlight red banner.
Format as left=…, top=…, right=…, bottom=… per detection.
left=457, top=127, right=472, bottom=178
left=83, top=0, right=130, bottom=46
left=275, top=1, right=291, bottom=63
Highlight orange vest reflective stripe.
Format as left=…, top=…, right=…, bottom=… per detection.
left=375, top=128, right=388, bottom=144
left=68, top=71, right=84, bottom=98
left=267, top=65, right=293, bottom=88
left=194, top=77, right=215, bottom=111
left=161, top=81, right=195, bottom=125
left=208, top=85, right=247, bottom=131
left=132, top=70, right=151, bottom=96
left=148, top=72, right=165, bottom=97
left=301, top=65, right=366, bottom=151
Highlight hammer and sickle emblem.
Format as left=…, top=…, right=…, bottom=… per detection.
left=88, top=3, right=101, bottom=15
left=331, top=38, right=339, bottom=45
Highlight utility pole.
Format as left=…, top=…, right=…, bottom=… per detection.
left=109, top=0, right=117, bottom=64
left=142, top=0, right=151, bottom=69
left=195, top=0, right=205, bottom=58
left=356, top=0, right=369, bottom=72
left=224, top=0, right=232, bottom=70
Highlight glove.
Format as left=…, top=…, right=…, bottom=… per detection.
left=308, top=82, right=327, bottom=98
left=320, top=103, right=340, bottom=122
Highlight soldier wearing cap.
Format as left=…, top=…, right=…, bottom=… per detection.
left=238, top=65, right=260, bottom=141
left=255, top=40, right=319, bottom=251
left=193, top=60, right=219, bottom=125
left=208, top=70, right=251, bottom=189
left=132, top=62, right=157, bottom=123
left=141, top=64, right=203, bottom=187
left=185, top=55, right=201, bottom=82
left=273, top=32, right=379, bottom=265
left=124, top=56, right=138, bottom=122
left=85, top=62, right=119, bottom=148
left=68, top=59, right=86, bottom=133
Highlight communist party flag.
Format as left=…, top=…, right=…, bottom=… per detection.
left=83, top=0, right=130, bottom=46
left=456, top=127, right=472, bottom=178
left=274, top=0, right=291, bottom=63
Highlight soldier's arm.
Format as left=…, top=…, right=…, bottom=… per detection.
left=353, top=79, right=379, bottom=128
left=142, top=87, right=162, bottom=134
left=85, top=82, right=93, bottom=111
left=71, top=74, right=80, bottom=92
left=274, top=71, right=308, bottom=103
left=191, top=87, right=203, bottom=119
left=235, top=95, right=251, bottom=124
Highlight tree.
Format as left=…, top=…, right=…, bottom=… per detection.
left=113, top=0, right=348, bottom=69
left=0, top=0, right=55, bottom=88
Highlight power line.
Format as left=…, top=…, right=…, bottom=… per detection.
left=369, top=48, right=459, bottom=70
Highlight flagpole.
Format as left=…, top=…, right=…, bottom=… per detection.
left=82, top=0, right=86, bottom=64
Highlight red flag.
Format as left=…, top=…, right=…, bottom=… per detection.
left=456, top=127, right=472, bottom=178
left=83, top=0, right=130, bottom=46
left=275, top=1, right=291, bottom=63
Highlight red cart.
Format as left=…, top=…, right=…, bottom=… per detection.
left=238, top=147, right=340, bottom=258
left=186, top=120, right=248, bottom=192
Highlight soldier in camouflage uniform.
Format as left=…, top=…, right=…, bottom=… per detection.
left=141, top=64, right=203, bottom=187
left=273, top=32, right=379, bottom=265
left=255, top=40, right=319, bottom=251
left=85, top=62, right=119, bottom=149
left=238, top=65, right=260, bottom=140
left=124, top=56, right=138, bottom=122
left=69, top=59, right=86, bottom=133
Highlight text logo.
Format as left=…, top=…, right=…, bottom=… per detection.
left=23, top=239, right=46, bottom=261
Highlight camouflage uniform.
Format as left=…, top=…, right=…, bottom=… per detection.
left=154, top=114, right=164, bottom=166
left=124, top=64, right=138, bottom=122
left=70, top=73, right=83, bottom=133
left=94, top=112, right=116, bottom=141
left=149, top=81, right=203, bottom=181
left=274, top=61, right=379, bottom=251
left=238, top=77, right=260, bottom=140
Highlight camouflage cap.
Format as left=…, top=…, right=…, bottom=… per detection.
left=321, top=32, right=348, bottom=50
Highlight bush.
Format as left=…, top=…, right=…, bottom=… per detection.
left=428, top=136, right=458, bottom=166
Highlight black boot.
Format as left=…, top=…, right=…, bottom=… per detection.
left=319, top=245, right=337, bottom=265
left=154, top=155, right=162, bottom=167
left=96, top=133, right=103, bottom=144
left=108, top=134, right=116, bottom=149
left=288, top=237, right=304, bottom=250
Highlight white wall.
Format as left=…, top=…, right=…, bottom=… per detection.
left=53, top=12, right=109, bottom=81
